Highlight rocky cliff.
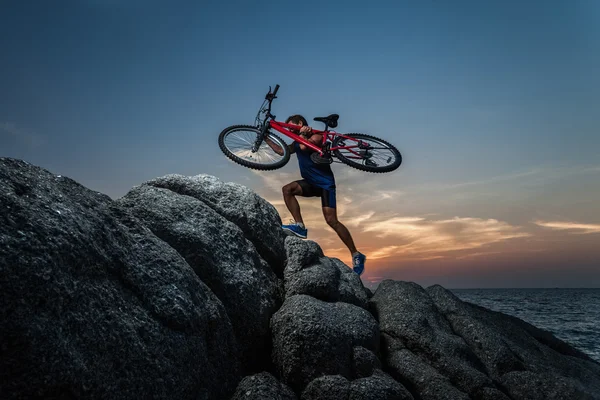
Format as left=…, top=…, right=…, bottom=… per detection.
left=1, top=158, right=599, bottom=400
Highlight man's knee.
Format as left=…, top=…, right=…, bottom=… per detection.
left=325, top=214, right=338, bottom=227
left=282, top=184, right=293, bottom=196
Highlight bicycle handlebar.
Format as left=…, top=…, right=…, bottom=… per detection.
left=266, top=84, right=280, bottom=101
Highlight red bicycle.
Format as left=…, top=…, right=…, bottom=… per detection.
left=218, top=84, right=402, bottom=173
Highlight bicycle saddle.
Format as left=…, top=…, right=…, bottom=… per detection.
left=313, top=114, right=339, bottom=129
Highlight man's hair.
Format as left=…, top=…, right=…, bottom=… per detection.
left=285, top=114, right=308, bottom=126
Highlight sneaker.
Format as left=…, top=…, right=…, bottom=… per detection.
left=282, top=222, right=307, bottom=239
left=352, top=252, right=366, bottom=276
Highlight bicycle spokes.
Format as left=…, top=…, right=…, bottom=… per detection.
left=221, top=127, right=286, bottom=166
left=335, top=138, right=397, bottom=169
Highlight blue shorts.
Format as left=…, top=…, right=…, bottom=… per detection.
left=295, top=179, right=336, bottom=208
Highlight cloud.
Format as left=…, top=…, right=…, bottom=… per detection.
left=0, top=122, right=44, bottom=147
left=358, top=215, right=530, bottom=260
left=534, top=220, right=600, bottom=234
left=252, top=170, right=297, bottom=195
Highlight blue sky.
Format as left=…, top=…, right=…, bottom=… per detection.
left=1, top=0, right=599, bottom=287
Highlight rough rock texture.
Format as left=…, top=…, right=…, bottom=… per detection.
left=284, top=236, right=368, bottom=308
left=3, top=157, right=600, bottom=400
left=117, top=184, right=283, bottom=372
left=371, top=280, right=600, bottom=400
left=145, top=174, right=286, bottom=275
left=349, top=370, right=414, bottom=400
left=0, top=158, right=240, bottom=399
left=231, top=372, right=297, bottom=400
left=301, top=371, right=413, bottom=400
left=301, top=375, right=350, bottom=400
left=427, top=284, right=600, bottom=399
left=271, top=294, right=379, bottom=391
left=352, top=346, right=382, bottom=379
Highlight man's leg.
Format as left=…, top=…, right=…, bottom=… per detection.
left=282, top=182, right=304, bottom=224
left=322, top=206, right=357, bottom=255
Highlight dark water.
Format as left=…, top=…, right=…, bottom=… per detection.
left=452, top=288, right=600, bottom=362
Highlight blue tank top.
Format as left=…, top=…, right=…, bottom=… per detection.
left=294, top=142, right=335, bottom=190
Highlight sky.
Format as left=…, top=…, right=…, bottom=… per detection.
left=1, top=0, right=599, bottom=288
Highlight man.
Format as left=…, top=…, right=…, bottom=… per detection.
left=265, top=114, right=366, bottom=276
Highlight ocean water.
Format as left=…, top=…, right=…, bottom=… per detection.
left=452, top=288, right=600, bottom=362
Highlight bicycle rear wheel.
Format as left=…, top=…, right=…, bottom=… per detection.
left=332, top=133, right=402, bottom=173
left=218, top=125, right=290, bottom=170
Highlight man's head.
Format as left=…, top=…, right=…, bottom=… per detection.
left=286, top=114, right=308, bottom=128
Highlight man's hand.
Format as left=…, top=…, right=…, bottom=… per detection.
left=298, top=125, right=322, bottom=151
left=299, top=126, right=313, bottom=136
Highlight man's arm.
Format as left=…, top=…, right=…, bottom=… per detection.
left=265, top=135, right=295, bottom=155
left=298, top=126, right=322, bottom=151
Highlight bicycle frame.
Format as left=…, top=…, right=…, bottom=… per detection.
left=268, top=121, right=364, bottom=159
left=256, top=85, right=368, bottom=159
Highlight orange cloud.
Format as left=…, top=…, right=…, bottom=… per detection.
left=534, top=220, right=600, bottom=234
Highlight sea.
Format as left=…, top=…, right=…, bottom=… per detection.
left=452, top=288, right=600, bottom=362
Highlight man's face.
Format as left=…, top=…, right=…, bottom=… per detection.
left=287, top=120, right=303, bottom=133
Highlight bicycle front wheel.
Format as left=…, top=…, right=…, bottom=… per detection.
left=218, top=125, right=290, bottom=170
left=332, top=133, right=402, bottom=173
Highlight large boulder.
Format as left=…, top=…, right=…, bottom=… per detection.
left=271, top=294, right=379, bottom=391
left=117, top=183, right=283, bottom=372
left=371, top=280, right=600, bottom=400
left=284, top=236, right=368, bottom=308
left=426, top=284, right=600, bottom=399
left=370, top=280, right=493, bottom=398
left=301, top=371, right=413, bottom=400
left=145, top=174, right=286, bottom=275
left=231, top=372, right=297, bottom=400
left=0, top=158, right=241, bottom=399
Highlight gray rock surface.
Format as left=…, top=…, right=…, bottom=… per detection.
left=0, top=158, right=240, bottom=399
left=231, top=372, right=297, bottom=400
left=271, top=294, right=379, bottom=391
left=302, top=375, right=350, bottom=400
left=301, top=371, right=413, bottom=400
left=117, top=184, right=283, bottom=372
left=284, top=236, right=368, bottom=308
left=352, top=346, right=382, bottom=379
left=349, top=370, right=414, bottom=400
left=4, top=157, right=600, bottom=400
left=371, top=280, right=600, bottom=400
left=427, top=284, right=600, bottom=399
left=371, top=280, right=493, bottom=398
left=145, top=174, right=286, bottom=275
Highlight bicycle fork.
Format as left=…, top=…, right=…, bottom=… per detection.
left=251, top=121, right=270, bottom=152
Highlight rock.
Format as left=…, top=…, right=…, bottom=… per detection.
left=271, top=294, right=379, bottom=391
left=231, top=372, right=297, bottom=400
left=352, top=346, right=381, bottom=379
left=302, top=375, right=350, bottom=400
left=370, top=280, right=493, bottom=398
left=500, top=371, right=595, bottom=400
left=349, top=370, right=414, bottom=400
left=0, top=158, right=241, bottom=399
left=476, top=387, right=512, bottom=400
left=117, top=184, right=283, bottom=372
left=426, top=284, right=600, bottom=399
left=301, top=371, right=413, bottom=400
left=284, top=237, right=368, bottom=308
left=145, top=174, right=286, bottom=275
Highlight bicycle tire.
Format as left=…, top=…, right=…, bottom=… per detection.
left=218, top=125, right=290, bottom=171
left=332, top=133, right=402, bottom=173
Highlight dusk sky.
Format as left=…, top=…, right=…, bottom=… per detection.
left=1, top=0, right=599, bottom=288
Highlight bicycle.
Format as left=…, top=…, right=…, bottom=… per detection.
left=218, top=84, right=402, bottom=173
